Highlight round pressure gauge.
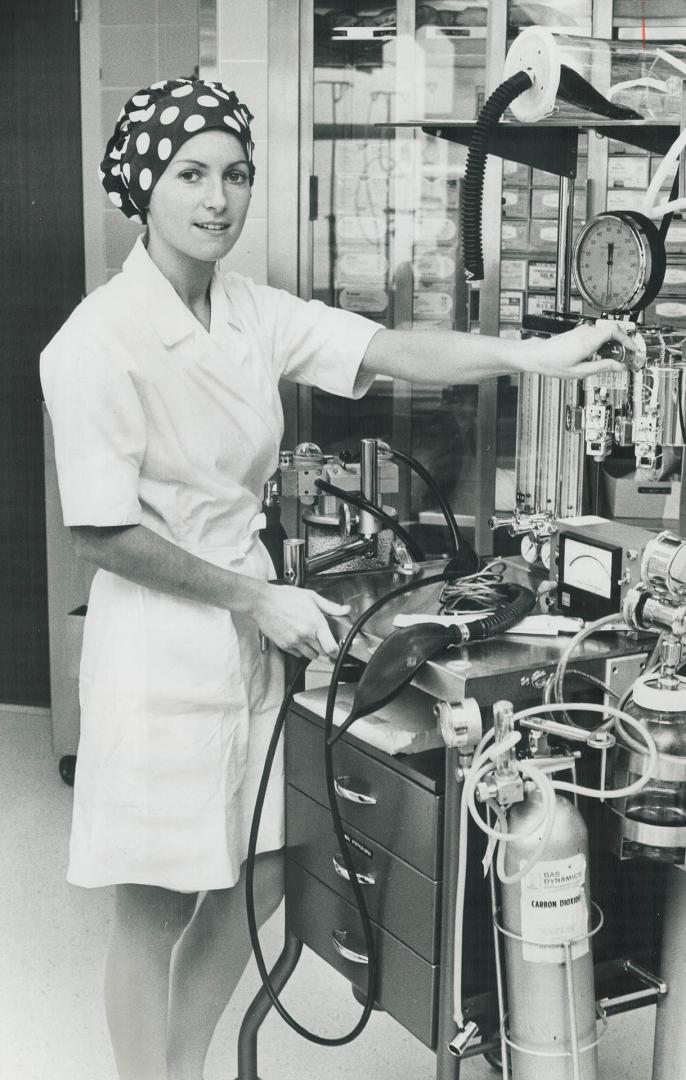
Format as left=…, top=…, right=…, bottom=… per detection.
left=572, top=210, right=666, bottom=315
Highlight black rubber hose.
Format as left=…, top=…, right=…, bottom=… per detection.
left=314, top=477, right=426, bottom=561
left=462, top=70, right=533, bottom=282
left=388, top=444, right=479, bottom=572
left=244, top=655, right=381, bottom=1045
left=679, top=369, right=686, bottom=446
left=245, top=568, right=455, bottom=1044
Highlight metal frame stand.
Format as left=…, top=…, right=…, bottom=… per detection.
left=490, top=894, right=607, bottom=1080
left=434, top=746, right=464, bottom=1080
left=234, top=930, right=303, bottom=1080
left=233, top=744, right=473, bottom=1080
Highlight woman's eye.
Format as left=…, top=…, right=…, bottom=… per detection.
left=179, top=170, right=199, bottom=182
left=227, top=170, right=248, bottom=184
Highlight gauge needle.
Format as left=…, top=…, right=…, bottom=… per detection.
left=605, top=242, right=614, bottom=305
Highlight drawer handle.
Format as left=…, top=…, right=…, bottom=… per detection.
left=333, top=776, right=377, bottom=805
left=332, top=929, right=369, bottom=965
left=332, top=853, right=376, bottom=887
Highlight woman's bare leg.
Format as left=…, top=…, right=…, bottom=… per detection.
left=167, top=850, right=284, bottom=1080
left=105, top=884, right=198, bottom=1080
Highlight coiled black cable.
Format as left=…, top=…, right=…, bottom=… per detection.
left=462, top=70, right=533, bottom=281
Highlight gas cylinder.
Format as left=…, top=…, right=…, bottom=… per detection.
left=608, top=660, right=686, bottom=1080
left=501, top=789, right=598, bottom=1080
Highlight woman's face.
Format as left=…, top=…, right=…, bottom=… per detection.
left=145, top=129, right=252, bottom=272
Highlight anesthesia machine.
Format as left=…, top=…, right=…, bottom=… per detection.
left=237, top=27, right=686, bottom=1080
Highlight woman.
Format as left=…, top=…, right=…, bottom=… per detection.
left=40, top=78, right=630, bottom=1080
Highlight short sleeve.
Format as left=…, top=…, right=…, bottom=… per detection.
left=267, top=288, right=382, bottom=398
left=41, top=330, right=146, bottom=527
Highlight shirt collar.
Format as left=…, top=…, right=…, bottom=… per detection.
left=122, top=236, right=227, bottom=347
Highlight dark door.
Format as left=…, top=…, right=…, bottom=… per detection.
left=0, top=2, right=84, bottom=705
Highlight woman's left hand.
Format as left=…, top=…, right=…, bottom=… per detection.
left=518, top=320, right=636, bottom=379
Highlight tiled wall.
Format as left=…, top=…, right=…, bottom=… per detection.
left=213, top=0, right=269, bottom=284
left=82, top=0, right=200, bottom=287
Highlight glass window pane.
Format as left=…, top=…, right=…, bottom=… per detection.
left=309, top=2, right=490, bottom=556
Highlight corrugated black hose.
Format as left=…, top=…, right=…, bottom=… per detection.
left=462, top=70, right=533, bottom=282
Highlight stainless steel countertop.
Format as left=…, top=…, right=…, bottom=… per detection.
left=313, top=558, right=651, bottom=705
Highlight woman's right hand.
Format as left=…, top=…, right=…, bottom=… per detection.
left=253, top=583, right=351, bottom=659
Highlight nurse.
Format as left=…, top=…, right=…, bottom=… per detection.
left=41, top=78, right=631, bottom=1080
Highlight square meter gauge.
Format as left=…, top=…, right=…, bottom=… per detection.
left=552, top=519, right=656, bottom=621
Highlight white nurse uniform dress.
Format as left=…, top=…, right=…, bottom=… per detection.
left=40, top=237, right=379, bottom=892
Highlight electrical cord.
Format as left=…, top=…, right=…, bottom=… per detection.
left=438, top=560, right=507, bottom=614
left=314, top=477, right=425, bottom=562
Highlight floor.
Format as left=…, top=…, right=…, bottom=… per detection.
left=0, top=710, right=656, bottom=1080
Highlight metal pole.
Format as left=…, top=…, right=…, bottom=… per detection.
left=488, top=827, right=510, bottom=1080
left=435, top=747, right=463, bottom=1080
left=235, top=931, right=304, bottom=1080
left=283, top=538, right=305, bottom=585
left=563, top=942, right=582, bottom=1080
left=652, top=864, right=686, bottom=1080
left=358, top=438, right=380, bottom=537
left=555, top=176, right=575, bottom=314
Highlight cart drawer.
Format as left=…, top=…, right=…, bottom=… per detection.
left=286, top=785, right=441, bottom=962
left=286, top=861, right=438, bottom=1049
left=286, top=710, right=442, bottom=878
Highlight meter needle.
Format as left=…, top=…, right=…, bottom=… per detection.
left=605, top=242, right=614, bottom=307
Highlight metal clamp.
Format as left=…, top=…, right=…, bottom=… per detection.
left=597, top=960, right=667, bottom=1015
left=332, top=853, right=376, bottom=886
left=334, top=776, right=377, bottom=805
left=332, top=929, right=369, bottom=964
left=448, top=1020, right=480, bottom=1058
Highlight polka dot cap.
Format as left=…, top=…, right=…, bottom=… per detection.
left=100, top=78, right=255, bottom=223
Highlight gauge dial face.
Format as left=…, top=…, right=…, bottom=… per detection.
left=573, top=213, right=650, bottom=314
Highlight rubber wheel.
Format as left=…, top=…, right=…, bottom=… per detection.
left=484, top=1047, right=503, bottom=1073
left=484, top=1040, right=511, bottom=1075
left=59, top=755, right=77, bottom=787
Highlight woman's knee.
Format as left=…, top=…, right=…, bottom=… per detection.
left=113, top=884, right=198, bottom=946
